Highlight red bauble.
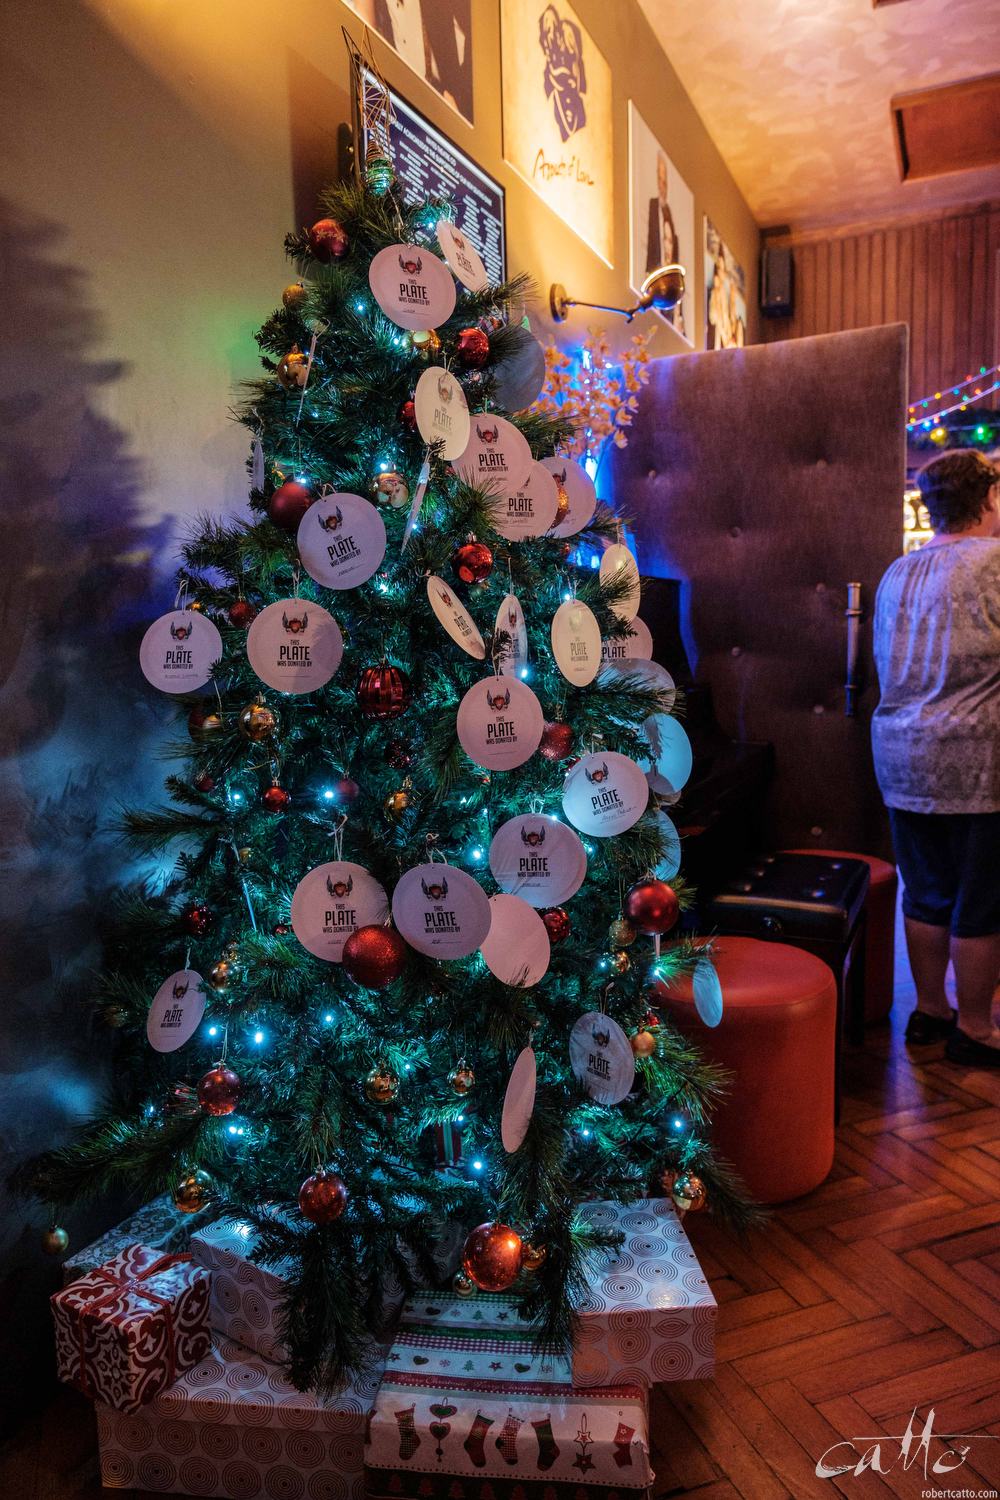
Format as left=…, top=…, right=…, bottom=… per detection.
left=399, top=399, right=417, bottom=432
left=455, top=327, right=490, bottom=369
left=262, top=784, right=291, bottom=812
left=182, top=904, right=213, bottom=937
left=539, top=721, right=574, bottom=761
left=187, top=704, right=224, bottom=742
left=462, top=1222, right=523, bottom=1292
left=197, top=1064, right=241, bottom=1117
left=228, top=599, right=257, bottom=628
left=299, top=1168, right=348, bottom=1224
left=268, top=480, right=315, bottom=532
left=357, top=664, right=413, bottom=720
left=624, top=879, right=680, bottom=936
left=194, top=772, right=215, bottom=793
left=385, top=738, right=413, bottom=770
left=342, top=925, right=408, bottom=989
left=272, top=922, right=290, bottom=936
left=331, top=775, right=360, bottom=805
left=540, top=907, right=571, bottom=944
left=452, top=539, right=494, bottom=585
left=308, top=218, right=349, bottom=263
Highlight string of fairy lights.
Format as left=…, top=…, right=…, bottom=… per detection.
left=907, top=362, right=1000, bottom=434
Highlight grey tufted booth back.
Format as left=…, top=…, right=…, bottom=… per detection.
left=611, top=324, right=908, bottom=857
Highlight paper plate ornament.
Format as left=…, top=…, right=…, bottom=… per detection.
left=489, top=814, right=587, bottom=908
left=492, top=461, right=559, bottom=541
left=654, top=809, right=682, bottom=881
left=297, top=492, right=386, bottom=590
left=480, top=895, right=550, bottom=986
left=414, top=366, right=470, bottom=459
left=562, top=751, right=649, bottom=837
left=139, top=610, right=222, bottom=696
left=693, top=955, right=724, bottom=1028
left=569, top=1011, right=635, bottom=1104
left=501, top=1046, right=537, bottom=1153
left=426, top=575, right=486, bottom=659
left=147, top=971, right=206, bottom=1053
left=368, top=243, right=456, bottom=331
left=639, top=714, right=693, bottom=795
left=600, top=617, right=654, bottom=670
left=456, top=676, right=544, bottom=771
left=246, top=600, right=343, bottom=694
left=436, top=220, right=488, bottom=292
left=541, top=456, right=597, bottom=537
left=600, top=543, right=641, bottom=620
left=391, top=863, right=492, bottom=959
left=290, top=862, right=389, bottom=963
left=454, top=417, right=532, bottom=498
left=493, top=327, right=547, bottom=414
left=495, top=594, right=528, bottom=677
left=551, top=598, right=602, bottom=686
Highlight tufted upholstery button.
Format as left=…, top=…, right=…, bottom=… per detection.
left=738, top=881, right=753, bottom=892
left=730, top=525, right=742, bottom=538
left=647, top=468, right=657, bottom=479
left=750, top=866, right=766, bottom=877
left=816, top=458, right=828, bottom=468
left=731, top=646, right=742, bottom=657
left=815, top=582, right=826, bottom=594
left=813, top=704, right=825, bottom=715
left=811, top=826, right=823, bottom=837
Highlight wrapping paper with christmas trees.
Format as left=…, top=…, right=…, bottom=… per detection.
left=95, top=1333, right=381, bottom=1499
left=51, top=1244, right=211, bottom=1415
left=62, top=1195, right=206, bottom=1285
left=365, top=1292, right=652, bottom=1500
left=571, top=1199, right=716, bottom=1388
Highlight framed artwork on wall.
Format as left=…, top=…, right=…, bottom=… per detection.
left=704, top=217, right=747, bottom=350
left=341, top=0, right=474, bottom=124
left=500, top=0, right=614, bottom=266
left=628, top=103, right=694, bottom=345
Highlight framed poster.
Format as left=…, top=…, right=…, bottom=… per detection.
left=343, top=1, right=474, bottom=124
left=704, top=218, right=747, bottom=350
left=500, top=0, right=614, bottom=267
left=628, top=103, right=694, bottom=345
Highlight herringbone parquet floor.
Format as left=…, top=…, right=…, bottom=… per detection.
left=4, top=912, right=1000, bottom=1500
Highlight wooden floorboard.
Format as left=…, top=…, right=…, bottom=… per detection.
left=4, top=904, right=1000, bottom=1499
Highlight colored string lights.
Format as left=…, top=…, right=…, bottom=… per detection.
left=907, top=364, right=1000, bottom=432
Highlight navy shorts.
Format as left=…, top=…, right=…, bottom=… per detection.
left=888, top=807, right=1000, bottom=938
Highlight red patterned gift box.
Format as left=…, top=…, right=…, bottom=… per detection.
left=364, top=1291, right=652, bottom=1500
left=51, top=1243, right=211, bottom=1414
left=96, top=1333, right=382, bottom=1499
left=572, top=1199, right=716, bottom=1388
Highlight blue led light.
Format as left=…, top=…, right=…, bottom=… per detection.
left=581, top=1127, right=591, bottom=1138
left=471, top=847, right=484, bottom=861
left=253, top=1030, right=264, bottom=1045
left=672, top=1116, right=685, bottom=1131
left=208, top=1026, right=219, bottom=1037
left=471, top=1159, right=484, bottom=1171
left=324, top=1013, right=334, bottom=1023
left=355, top=301, right=366, bottom=314
left=456, top=1115, right=465, bottom=1125
left=322, top=788, right=336, bottom=801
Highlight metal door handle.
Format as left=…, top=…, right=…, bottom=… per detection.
left=845, top=582, right=862, bottom=717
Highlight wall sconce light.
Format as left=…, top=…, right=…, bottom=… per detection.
left=549, top=264, right=686, bottom=324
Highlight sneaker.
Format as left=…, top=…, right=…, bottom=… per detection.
left=904, top=1009, right=958, bottom=1044
left=945, top=1030, right=1000, bottom=1068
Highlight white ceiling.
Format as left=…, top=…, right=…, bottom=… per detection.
left=639, top=0, right=1000, bottom=231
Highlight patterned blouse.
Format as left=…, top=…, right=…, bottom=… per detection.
left=872, top=538, right=1000, bottom=814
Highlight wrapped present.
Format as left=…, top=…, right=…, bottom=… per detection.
left=63, top=1194, right=206, bottom=1285
left=96, top=1333, right=381, bottom=1498
left=51, top=1244, right=211, bottom=1414
left=571, top=1199, right=716, bottom=1388
left=365, top=1291, right=652, bottom=1500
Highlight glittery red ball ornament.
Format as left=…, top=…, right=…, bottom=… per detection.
left=385, top=738, right=413, bottom=770
left=452, top=539, right=494, bottom=585
left=228, top=599, right=257, bottom=628
left=342, top=925, right=408, bottom=989
left=624, top=879, right=680, bottom=936
left=399, top=399, right=417, bottom=432
left=194, top=772, right=215, bottom=793
left=461, top=1222, right=523, bottom=1292
left=332, top=775, right=360, bottom=805
left=308, top=218, right=349, bottom=263
left=197, top=1064, right=241, bottom=1117
left=539, top=721, right=574, bottom=761
left=540, top=907, right=571, bottom=944
left=456, top=326, right=490, bottom=369
left=357, top=664, right=413, bottom=720
left=182, top=904, right=213, bottom=937
left=298, top=1168, right=348, bottom=1224
left=268, top=479, right=314, bottom=532
left=262, top=784, right=291, bottom=813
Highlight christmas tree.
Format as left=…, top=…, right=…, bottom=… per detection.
left=18, top=131, right=754, bottom=1395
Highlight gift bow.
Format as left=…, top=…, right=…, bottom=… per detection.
left=73, top=1250, right=195, bottom=1398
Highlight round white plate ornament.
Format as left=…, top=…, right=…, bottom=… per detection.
left=492, top=461, right=559, bottom=541
left=391, top=863, right=492, bottom=959
left=562, top=751, right=649, bottom=837
left=290, top=861, right=389, bottom=963
left=639, top=714, right=693, bottom=795
left=501, top=1046, right=537, bottom=1153
left=480, top=895, right=550, bottom=987
left=488, top=815, right=587, bottom=908
left=600, top=617, right=653, bottom=670
left=456, top=676, right=544, bottom=771
left=454, top=417, right=532, bottom=498
left=426, top=576, right=486, bottom=659
left=147, top=971, right=206, bottom=1053
left=246, top=599, right=343, bottom=694
left=435, top=220, right=489, bottom=292
left=569, top=1011, right=635, bottom=1104
left=654, top=809, right=682, bottom=880
left=600, top=543, right=641, bottom=621
left=414, top=366, right=470, bottom=459
left=693, top=955, right=724, bottom=1028
left=495, top=594, right=528, bottom=677
left=368, top=244, right=457, bottom=331
left=139, top=610, right=222, bottom=695
left=297, top=492, right=386, bottom=591
left=551, top=599, right=602, bottom=686
left=541, top=456, right=597, bottom=537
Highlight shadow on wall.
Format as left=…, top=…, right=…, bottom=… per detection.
left=0, top=198, right=174, bottom=1434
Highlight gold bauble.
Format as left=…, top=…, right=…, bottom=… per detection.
left=237, top=848, right=252, bottom=866
left=41, top=1226, right=70, bottom=1256
left=276, top=345, right=310, bottom=390
left=372, top=470, right=410, bottom=509
left=606, top=950, right=631, bottom=975
left=411, top=328, right=441, bottom=359
left=101, top=1003, right=128, bottom=1029
left=520, top=1242, right=547, bottom=1273
left=187, top=600, right=205, bottom=613
left=553, top=477, right=570, bottom=524
left=452, top=1269, right=476, bottom=1298
left=238, top=702, right=279, bottom=742
left=208, top=960, right=232, bottom=992
left=282, top=282, right=308, bottom=312
left=383, top=786, right=411, bottom=823
left=174, top=1169, right=213, bottom=1215
left=630, top=1028, right=657, bottom=1057
left=364, top=1062, right=400, bottom=1104
left=671, top=1172, right=708, bottom=1213
left=609, top=918, right=636, bottom=949
left=448, top=1061, right=475, bottom=1096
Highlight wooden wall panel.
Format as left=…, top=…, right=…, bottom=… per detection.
left=762, top=202, right=1000, bottom=403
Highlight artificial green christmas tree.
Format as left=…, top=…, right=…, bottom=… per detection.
left=19, top=157, right=753, bottom=1394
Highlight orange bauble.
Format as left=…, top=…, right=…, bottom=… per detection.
left=298, top=1169, right=348, bottom=1224
left=461, top=1222, right=523, bottom=1292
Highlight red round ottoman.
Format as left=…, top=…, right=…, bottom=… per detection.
left=657, top=936, right=837, bottom=1204
left=784, top=849, right=897, bottom=1023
